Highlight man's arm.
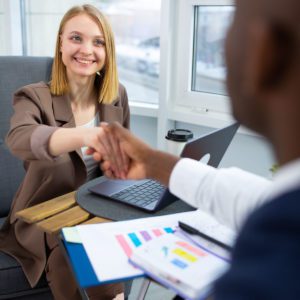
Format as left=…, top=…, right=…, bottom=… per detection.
left=94, top=122, right=271, bottom=230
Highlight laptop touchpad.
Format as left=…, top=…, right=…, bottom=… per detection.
left=90, top=179, right=141, bottom=196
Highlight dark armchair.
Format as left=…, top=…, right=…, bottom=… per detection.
left=0, top=56, right=133, bottom=300
left=0, top=56, right=53, bottom=299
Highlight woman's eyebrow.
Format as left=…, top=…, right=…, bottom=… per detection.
left=69, top=31, right=81, bottom=35
left=69, top=31, right=104, bottom=38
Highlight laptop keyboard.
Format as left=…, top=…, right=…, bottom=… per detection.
left=112, top=180, right=166, bottom=208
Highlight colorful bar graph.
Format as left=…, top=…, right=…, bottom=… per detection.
left=140, top=230, right=152, bottom=241
left=116, top=227, right=176, bottom=258
left=128, top=233, right=142, bottom=247
left=171, top=258, right=188, bottom=269
left=176, top=241, right=207, bottom=257
left=164, top=227, right=173, bottom=233
left=152, top=229, right=162, bottom=237
left=115, top=234, right=132, bottom=257
left=173, top=248, right=198, bottom=263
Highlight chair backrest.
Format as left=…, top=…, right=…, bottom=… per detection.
left=0, top=56, right=53, bottom=217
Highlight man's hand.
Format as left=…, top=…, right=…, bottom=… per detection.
left=99, top=122, right=153, bottom=180
left=89, top=122, right=180, bottom=186
left=83, top=125, right=127, bottom=179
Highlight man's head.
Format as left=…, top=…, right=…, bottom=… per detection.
left=226, top=0, right=300, bottom=145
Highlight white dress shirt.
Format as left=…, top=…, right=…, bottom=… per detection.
left=169, top=158, right=272, bottom=231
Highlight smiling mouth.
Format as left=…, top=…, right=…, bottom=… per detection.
left=74, top=57, right=96, bottom=65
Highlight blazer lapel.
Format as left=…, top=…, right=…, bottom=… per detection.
left=52, top=94, right=83, bottom=161
left=52, top=94, right=75, bottom=128
left=99, top=103, right=123, bottom=124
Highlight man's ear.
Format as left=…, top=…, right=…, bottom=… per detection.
left=243, top=21, right=294, bottom=95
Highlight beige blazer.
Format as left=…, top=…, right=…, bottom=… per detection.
left=0, top=81, right=130, bottom=287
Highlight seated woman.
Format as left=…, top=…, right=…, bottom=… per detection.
left=0, top=4, right=129, bottom=300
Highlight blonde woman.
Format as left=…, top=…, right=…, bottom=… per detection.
left=0, top=5, right=128, bottom=299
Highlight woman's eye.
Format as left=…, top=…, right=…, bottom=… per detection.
left=94, top=39, right=105, bottom=47
left=71, top=35, right=82, bottom=42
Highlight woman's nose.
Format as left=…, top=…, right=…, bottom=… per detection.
left=79, top=42, right=93, bottom=55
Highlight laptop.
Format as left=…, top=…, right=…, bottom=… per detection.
left=89, top=122, right=239, bottom=212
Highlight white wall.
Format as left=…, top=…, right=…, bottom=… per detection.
left=130, top=115, right=157, bottom=148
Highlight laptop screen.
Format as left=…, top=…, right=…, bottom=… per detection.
left=180, top=122, right=239, bottom=168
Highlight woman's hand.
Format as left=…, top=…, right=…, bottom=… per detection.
left=94, top=122, right=180, bottom=186
left=48, top=126, right=127, bottom=178
left=85, top=124, right=128, bottom=179
left=97, top=122, right=151, bottom=180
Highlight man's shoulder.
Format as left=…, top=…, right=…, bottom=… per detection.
left=214, top=187, right=300, bottom=299
left=251, top=187, right=300, bottom=223
left=237, top=187, right=300, bottom=244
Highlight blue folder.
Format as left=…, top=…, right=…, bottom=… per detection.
left=62, top=239, right=99, bottom=288
left=61, top=236, right=144, bottom=288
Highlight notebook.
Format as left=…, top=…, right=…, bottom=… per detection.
left=88, top=122, right=239, bottom=212
left=129, top=233, right=230, bottom=300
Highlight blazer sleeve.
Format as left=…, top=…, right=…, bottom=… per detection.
left=6, top=85, right=58, bottom=161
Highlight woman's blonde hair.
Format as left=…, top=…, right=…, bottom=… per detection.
left=50, top=4, right=119, bottom=104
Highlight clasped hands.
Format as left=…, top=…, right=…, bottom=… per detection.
left=85, top=122, right=152, bottom=180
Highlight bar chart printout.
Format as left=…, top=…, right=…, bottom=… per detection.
left=76, top=211, right=199, bottom=282
left=115, top=227, right=174, bottom=258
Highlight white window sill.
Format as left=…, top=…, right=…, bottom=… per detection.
left=128, top=101, right=260, bottom=137
left=129, top=101, right=159, bottom=118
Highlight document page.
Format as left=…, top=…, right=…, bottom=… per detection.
left=76, top=211, right=199, bottom=282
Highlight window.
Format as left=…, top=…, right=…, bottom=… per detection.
left=0, top=1, right=6, bottom=55
left=101, top=1, right=161, bottom=104
left=0, top=0, right=23, bottom=55
left=171, top=0, right=234, bottom=118
left=22, top=0, right=161, bottom=104
left=192, top=6, right=234, bottom=95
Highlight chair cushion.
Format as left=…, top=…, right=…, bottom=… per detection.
left=0, top=142, right=25, bottom=218
left=0, top=250, right=51, bottom=299
left=0, top=217, right=51, bottom=299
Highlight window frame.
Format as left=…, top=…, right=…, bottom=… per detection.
left=156, top=0, right=236, bottom=149
left=170, top=0, right=234, bottom=118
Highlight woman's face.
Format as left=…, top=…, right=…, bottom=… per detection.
left=60, top=14, right=106, bottom=80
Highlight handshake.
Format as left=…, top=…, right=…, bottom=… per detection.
left=86, top=122, right=180, bottom=186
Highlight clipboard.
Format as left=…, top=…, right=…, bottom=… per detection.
left=60, top=236, right=100, bottom=288
left=59, top=232, right=143, bottom=289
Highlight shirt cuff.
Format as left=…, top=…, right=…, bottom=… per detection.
left=30, top=125, right=59, bottom=160
left=169, top=158, right=217, bottom=207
